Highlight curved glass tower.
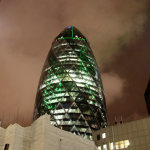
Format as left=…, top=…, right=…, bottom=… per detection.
left=33, top=26, right=107, bottom=140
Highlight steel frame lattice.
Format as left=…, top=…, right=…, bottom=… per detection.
left=33, top=26, right=107, bottom=140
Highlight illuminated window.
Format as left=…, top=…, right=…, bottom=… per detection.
left=124, top=140, right=130, bottom=148
left=102, top=133, right=106, bottom=139
left=50, top=121, right=56, bottom=125
left=68, top=109, right=80, bottom=113
left=40, top=84, right=46, bottom=89
left=69, top=74, right=76, bottom=77
left=76, top=83, right=85, bottom=87
left=98, top=146, right=101, bottom=150
left=70, top=58, right=77, bottom=61
left=103, top=144, right=107, bottom=150
left=110, top=142, right=114, bottom=150
left=56, top=120, right=60, bottom=125
left=51, top=79, right=59, bottom=83
left=115, top=142, right=119, bottom=149
left=115, top=140, right=130, bottom=149
left=54, top=115, right=64, bottom=119
left=80, top=128, right=87, bottom=132
left=120, top=141, right=124, bottom=149
left=54, top=109, right=65, bottom=114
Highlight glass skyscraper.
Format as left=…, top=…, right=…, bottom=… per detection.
left=33, top=26, right=107, bottom=140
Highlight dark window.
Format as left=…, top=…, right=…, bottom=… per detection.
left=97, top=134, right=100, bottom=140
left=4, top=144, right=9, bottom=150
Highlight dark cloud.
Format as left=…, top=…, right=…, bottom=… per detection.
left=103, top=18, right=150, bottom=124
left=0, top=0, right=150, bottom=127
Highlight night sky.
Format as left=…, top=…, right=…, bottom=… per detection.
left=0, top=0, right=150, bottom=127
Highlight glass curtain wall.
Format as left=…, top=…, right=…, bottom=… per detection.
left=33, top=26, right=107, bottom=140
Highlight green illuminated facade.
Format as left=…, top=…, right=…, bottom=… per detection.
left=33, top=26, right=107, bottom=140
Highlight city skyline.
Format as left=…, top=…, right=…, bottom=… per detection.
left=0, top=0, right=150, bottom=127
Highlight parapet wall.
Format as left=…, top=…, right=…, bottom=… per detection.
left=0, top=114, right=97, bottom=150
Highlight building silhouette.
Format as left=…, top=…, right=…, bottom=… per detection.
left=144, top=79, right=150, bottom=117
left=33, top=26, right=107, bottom=140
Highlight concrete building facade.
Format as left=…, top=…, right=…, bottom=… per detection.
left=0, top=114, right=97, bottom=150
left=93, top=118, right=150, bottom=150
left=1, top=114, right=150, bottom=150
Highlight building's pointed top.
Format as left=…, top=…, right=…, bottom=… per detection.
left=66, top=26, right=72, bottom=29
left=63, top=26, right=82, bottom=34
left=52, top=26, right=89, bottom=45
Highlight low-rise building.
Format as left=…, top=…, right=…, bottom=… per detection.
left=0, top=114, right=97, bottom=150
left=92, top=118, right=150, bottom=150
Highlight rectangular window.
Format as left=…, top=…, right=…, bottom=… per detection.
left=97, top=135, right=100, bottom=140
left=103, top=144, right=107, bottom=150
left=115, top=140, right=130, bottom=149
left=110, top=142, right=114, bottom=150
left=102, top=133, right=106, bottom=139
left=115, top=142, right=119, bottom=149
left=120, top=141, right=124, bottom=149
left=4, top=144, right=9, bottom=150
left=124, top=140, right=130, bottom=148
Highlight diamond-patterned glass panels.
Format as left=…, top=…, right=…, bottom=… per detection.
left=33, top=26, right=107, bottom=140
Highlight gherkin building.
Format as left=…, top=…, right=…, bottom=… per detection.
left=33, top=26, right=107, bottom=140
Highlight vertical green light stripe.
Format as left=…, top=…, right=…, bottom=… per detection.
left=72, top=26, right=73, bottom=37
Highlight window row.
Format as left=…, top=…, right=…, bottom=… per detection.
left=98, top=140, right=130, bottom=150
left=52, top=43, right=91, bottom=51
left=97, top=133, right=106, bottom=140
